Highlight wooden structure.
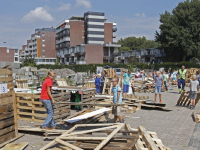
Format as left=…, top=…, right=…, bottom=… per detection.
left=177, top=91, right=200, bottom=107
left=15, top=79, right=28, bottom=89
left=15, top=92, right=71, bottom=123
left=106, top=68, right=116, bottom=78
left=85, top=82, right=95, bottom=88
left=0, top=68, right=18, bottom=144
left=127, top=95, right=149, bottom=100
left=102, top=77, right=122, bottom=95
left=41, top=123, right=171, bottom=150
left=55, top=78, right=68, bottom=86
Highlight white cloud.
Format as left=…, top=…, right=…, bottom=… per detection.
left=134, top=13, right=146, bottom=17
left=22, top=7, right=54, bottom=23
left=58, top=3, right=71, bottom=11
left=76, top=0, right=91, bottom=8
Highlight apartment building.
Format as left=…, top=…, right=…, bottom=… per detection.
left=0, top=47, right=19, bottom=63
left=20, top=28, right=57, bottom=65
left=116, top=48, right=166, bottom=64
left=56, top=11, right=121, bottom=65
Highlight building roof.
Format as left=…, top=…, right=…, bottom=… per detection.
left=69, top=16, right=84, bottom=21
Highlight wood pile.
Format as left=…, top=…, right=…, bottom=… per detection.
left=15, top=79, right=29, bottom=89
left=15, top=92, right=71, bottom=123
left=55, top=78, right=68, bottom=86
left=40, top=123, right=171, bottom=150
left=186, top=68, right=200, bottom=83
left=0, top=68, right=18, bottom=144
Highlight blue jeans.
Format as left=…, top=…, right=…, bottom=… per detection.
left=123, top=84, right=129, bottom=93
left=96, top=85, right=101, bottom=93
left=41, top=100, right=56, bottom=128
left=178, top=79, right=185, bottom=90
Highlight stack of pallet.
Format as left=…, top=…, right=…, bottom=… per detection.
left=104, top=68, right=116, bottom=78
left=186, top=68, right=200, bottom=83
left=0, top=68, right=18, bottom=144
left=15, top=91, right=71, bottom=123
left=40, top=123, right=171, bottom=150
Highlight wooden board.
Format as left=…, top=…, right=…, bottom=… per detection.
left=2, top=142, right=28, bottom=150
left=193, top=112, right=200, bottom=122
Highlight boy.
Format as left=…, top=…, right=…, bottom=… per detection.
left=189, top=75, right=199, bottom=109
left=122, top=69, right=132, bottom=99
left=40, top=70, right=56, bottom=130
left=152, top=71, right=164, bottom=103
left=111, top=77, right=123, bottom=123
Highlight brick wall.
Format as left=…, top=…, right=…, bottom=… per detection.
left=39, top=31, right=56, bottom=58
left=104, top=23, right=113, bottom=44
left=0, top=47, right=14, bottom=62
left=85, top=45, right=103, bottom=64
left=69, top=21, right=84, bottom=47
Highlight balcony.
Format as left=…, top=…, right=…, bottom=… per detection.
left=56, top=25, right=70, bottom=34
left=36, top=62, right=55, bottom=65
left=56, top=31, right=70, bottom=39
left=113, top=35, right=116, bottom=38
left=29, top=42, right=33, bottom=46
left=113, top=28, right=117, bottom=32
left=74, top=51, right=85, bottom=56
left=56, top=37, right=70, bottom=44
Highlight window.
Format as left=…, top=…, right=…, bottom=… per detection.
left=15, top=49, right=18, bottom=53
left=42, top=39, right=45, bottom=42
left=7, top=49, right=9, bottom=53
left=42, top=44, right=45, bottom=47
left=15, top=57, right=18, bottom=61
left=43, top=54, right=45, bottom=57
left=42, top=49, right=45, bottom=52
left=42, top=33, right=45, bottom=36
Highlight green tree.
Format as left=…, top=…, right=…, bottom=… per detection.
left=21, top=55, right=36, bottom=67
left=155, top=0, right=200, bottom=61
left=117, top=36, right=159, bottom=52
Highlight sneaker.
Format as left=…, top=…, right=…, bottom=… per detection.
left=121, top=120, right=124, bottom=123
left=50, top=126, right=56, bottom=130
left=154, top=100, right=157, bottom=103
left=41, top=127, right=51, bottom=130
left=193, top=106, right=196, bottom=110
left=160, top=100, right=162, bottom=103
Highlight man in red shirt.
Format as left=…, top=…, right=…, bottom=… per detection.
left=40, top=71, right=56, bottom=130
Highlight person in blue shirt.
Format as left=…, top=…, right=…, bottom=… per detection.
left=95, top=75, right=101, bottom=94
left=111, top=77, right=123, bottom=123
left=122, top=69, right=132, bottom=99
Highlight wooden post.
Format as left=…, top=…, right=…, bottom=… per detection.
left=12, top=90, right=18, bottom=137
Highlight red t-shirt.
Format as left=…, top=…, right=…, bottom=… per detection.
left=40, top=77, right=54, bottom=100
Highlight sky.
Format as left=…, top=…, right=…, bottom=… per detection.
left=0, top=0, right=184, bottom=49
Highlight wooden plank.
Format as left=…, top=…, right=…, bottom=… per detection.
left=0, top=117, right=14, bottom=130
left=2, top=142, right=28, bottom=150
left=138, top=126, right=159, bottom=150
left=0, top=112, right=14, bottom=121
left=0, top=91, right=12, bottom=99
left=0, top=134, right=24, bottom=148
left=0, top=76, right=13, bottom=83
left=0, top=69, right=12, bottom=76
left=193, top=112, right=200, bottom=122
left=17, top=117, right=44, bottom=123
left=17, top=111, right=47, bottom=118
left=0, top=125, right=15, bottom=137
left=7, top=83, right=14, bottom=90
left=17, top=105, right=46, bottom=111
left=0, top=131, right=15, bottom=144
left=94, top=124, right=124, bottom=150
left=0, top=103, right=13, bottom=113
left=12, top=90, right=18, bottom=137
left=17, top=100, right=42, bottom=105
left=0, top=96, right=13, bottom=105
left=55, top=139, right=83, bottom=150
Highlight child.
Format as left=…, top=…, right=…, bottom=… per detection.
left=95, top=75, right=101, bottom=94
left=40, top=70, right=56, bottom=130
left=162, top=70, right=168, bottom=91
left=152, top=71, right=164, bottom=103
left=189, top=75, right=199, bottom=109
left=111, top=77, right=123, bottom=123
left=196, top=71, right=200, bottom=93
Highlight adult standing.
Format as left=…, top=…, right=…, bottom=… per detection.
left=40, top=70, right=56, bottom=130
left=152, top=71, right=164, bottom=103
left=122, top=69, right=132, bottom=99
left=177, top=65, right=187, bottom=94
left=162, top=70, right=168, bottom=91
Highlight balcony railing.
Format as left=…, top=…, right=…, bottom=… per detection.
left=113, top=28, right=117, bottom=32
left=56, top=31, right=70, bottom=39
left=56, top=37, right=70, bottom=44
left=56, top=25, right=70, bottom=34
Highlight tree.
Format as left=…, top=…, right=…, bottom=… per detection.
left=155, top=0, right=200, bottom=61
left=21, top=55, right=36, bottom=67
left=117, top=36, right=159, bottom=52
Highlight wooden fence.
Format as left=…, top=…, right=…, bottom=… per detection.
left=0, top=68, right=18, bottom=144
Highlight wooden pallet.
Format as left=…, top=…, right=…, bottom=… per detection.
left=0, top=68, right=18, bottom=144
left=127, top=95, right=149, bottom=100
left=15, top=92, right=71, bottom=123
left=193, top=112, right=200, bottom=122
left=15, top=79, right=28, bottom=89
left=102, top=77, right=122, bottom=95
left=55, top=78, right=68, bottom=86
left=177, top=91, right=200, bottom=107
left=135, top=126, right=171, bottom=150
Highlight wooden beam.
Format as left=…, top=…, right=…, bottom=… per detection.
left=55, top=139, right=83, bottom=150
left=55, top=102, right=124, bottom=107
left=0, top=134, right=25, bottom=148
